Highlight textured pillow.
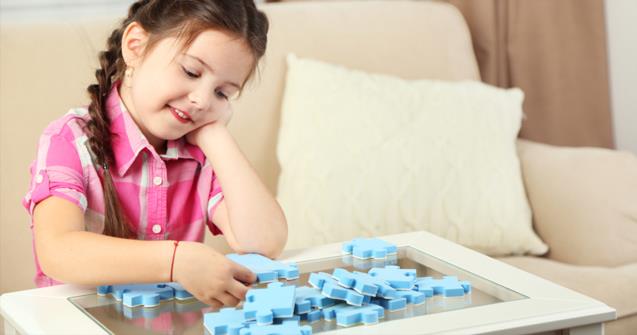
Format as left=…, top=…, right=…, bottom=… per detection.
left=277, top=54, right=548, bottom=256
left=517, top=139, right=637, bottom=266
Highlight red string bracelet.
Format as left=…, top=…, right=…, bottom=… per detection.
left=169, top=240, right=180, bottom=282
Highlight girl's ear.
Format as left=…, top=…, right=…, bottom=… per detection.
left=121, top=22, right=149, bottom=67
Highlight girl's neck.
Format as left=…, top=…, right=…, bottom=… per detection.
left=117, top=85, right=167, bottom=155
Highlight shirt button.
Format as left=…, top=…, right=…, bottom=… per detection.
left=152, top=224, right=162, bottom=234
left=36, top=174, right=44, bottom=183
left=153, top=176, right=163, bottom=186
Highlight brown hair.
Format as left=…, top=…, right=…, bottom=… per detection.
left=84, top=0, right=269, bottom=238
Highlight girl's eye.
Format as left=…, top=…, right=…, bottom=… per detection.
left=181, top=66, right=199, bottom=78
left=215, top=90, right=229, bottom=100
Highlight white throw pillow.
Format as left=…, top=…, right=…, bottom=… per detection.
left=276, top=54, right=548, bottom=256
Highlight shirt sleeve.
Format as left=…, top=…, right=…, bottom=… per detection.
left=23, top=127, right=87, bottom=220
left=206, top=170, right=224, bottom=235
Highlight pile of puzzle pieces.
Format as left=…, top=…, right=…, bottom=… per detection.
left=203, top=238, right=471, bottom=334
left=96, top=238, right=471, bottom=335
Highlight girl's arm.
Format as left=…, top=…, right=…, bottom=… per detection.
left=34, top=196, right=174, bottom=285
left=193, top=122, right=288, bottom=258
left=33, top=196, right=255, bottom=306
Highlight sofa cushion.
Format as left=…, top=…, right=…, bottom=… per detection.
left=276, top=54, right=548, bottom=256
left=517, top=140, right=637, bottom=266
left=500, top=257, right=637, bottom=323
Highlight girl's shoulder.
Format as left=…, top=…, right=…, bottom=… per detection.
left=39, top=107, right=91, bottom=141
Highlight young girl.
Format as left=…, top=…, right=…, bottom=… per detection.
left=22, top=0, right=287, bottom=308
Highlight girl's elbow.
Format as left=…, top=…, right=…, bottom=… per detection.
left=256, top=218, right=288, bottom=259
left=35, top=238, right=75, bottom=284
left=37, top=250, right=67, bottom=283
left=267, top=218, right=288, bottom=258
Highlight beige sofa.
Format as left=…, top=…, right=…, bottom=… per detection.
left=1, top=1, right=636, bottom=333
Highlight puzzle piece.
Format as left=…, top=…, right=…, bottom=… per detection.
left=370, top=297, right=407, bottom=311
left=395, top=290, right=426, bottom=305
left=273, top=315, right=300, bottom=324
left=413, top=276, right=471, bottom=297
left=342, top=238, right=397, bottom=259
left=239, top=320, right=312, bottom=335
left=308, top=272, right=365, bottom=306
left=342, top=253, right=398, bottom=270
left=165, top=282, right=194, bottom=300
left=348, top=270, right=398, bottom=299
left=294, top=286, right=336, bottom=314
left=243, top=282, right=296, bottom=325
left=227, top=253, right=299, bottom=282
left=322, top=303, right=384, bottom=327
left=368, top=266, right=417, bottom=290
left=411, top=280, right=434, bottom=297
left=331, top=268, right=380, bottom=296
left=204, top=307, right=253, bottom=335
left=97, top=283, right=175, bottom=308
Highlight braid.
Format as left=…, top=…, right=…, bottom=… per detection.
left=84, top=14, right=139, bottom=238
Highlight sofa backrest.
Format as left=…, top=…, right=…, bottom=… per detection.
left=0, top=1, right=479, bottom=292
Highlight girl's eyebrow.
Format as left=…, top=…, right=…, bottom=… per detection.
left=184, top=53, right=241, bottom=89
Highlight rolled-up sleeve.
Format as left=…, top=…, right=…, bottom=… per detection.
left=23, top=128, right=87, bottom=219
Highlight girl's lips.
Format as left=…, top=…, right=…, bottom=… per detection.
left=169, top=106, right=192, bottom=123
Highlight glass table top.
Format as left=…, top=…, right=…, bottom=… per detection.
left=69, top=247, right=527, bottom=334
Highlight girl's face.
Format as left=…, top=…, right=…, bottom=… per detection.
left=120, top=27, right=254, bottom=152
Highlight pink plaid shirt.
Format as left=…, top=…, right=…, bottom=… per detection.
left=23, top=84, right=224, bottom=287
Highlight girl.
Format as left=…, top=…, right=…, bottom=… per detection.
left=22, top=0, right=287, bottom=308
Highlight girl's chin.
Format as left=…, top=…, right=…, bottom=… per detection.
left=149, top=129, right=188, bottom=142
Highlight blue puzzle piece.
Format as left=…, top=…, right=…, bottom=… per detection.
left=395, top=290, right=426, bottom=305
left=227, top=253, right=299, bottom=282
left=412, top=280, right=434, bottom=297
left=239, top=320, right=312, bottom=335
left=244, top=282, right=296, bottom=325
left=165, top=282, right=194, bottom=300
left=349, top=271, right=398, bottom=299
left=294, top=298, right=311, bottom=315
left=342, top=238, right=397, bottom=259
left=370, top=297, right=407, bottom=311
left=294, top=286, right=336, bottom=314
left=273, top=315, right=300, bottom=324
left=413, top=276, right=471, bottom=297
left=332, top=268, right=379, bottom=296
left=322, top=303, right=384, bottom=327
left=204, top=307, right=253, bottom=335
left=308, top=272, right=365, bottom=306
left=97, top=283, right=175, bottom=308
left=368, top=266, right=417, bottom=290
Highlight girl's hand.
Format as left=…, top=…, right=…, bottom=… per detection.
left=186, top=105, right=233, bottom=147
left=172, top=241, right=256, bottom=307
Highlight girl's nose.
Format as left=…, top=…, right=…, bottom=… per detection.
left=188, top=89, right=212, bottom=112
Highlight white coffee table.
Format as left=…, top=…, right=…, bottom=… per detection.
left=1, top=231, right=616, bottom=334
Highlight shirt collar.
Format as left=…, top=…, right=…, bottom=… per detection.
left=105, top=83, right=206, bottom=176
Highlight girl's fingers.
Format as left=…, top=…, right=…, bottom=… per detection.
left=233, top=264, right=257, bottom=285
left=228, top=279, right=251, bottom=301
left=203, top=296, right=224, bottom=309
left=217, top=292, right=240, bottom=307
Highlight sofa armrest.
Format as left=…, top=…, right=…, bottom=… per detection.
left=516, top=139, right=637, bottom=267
